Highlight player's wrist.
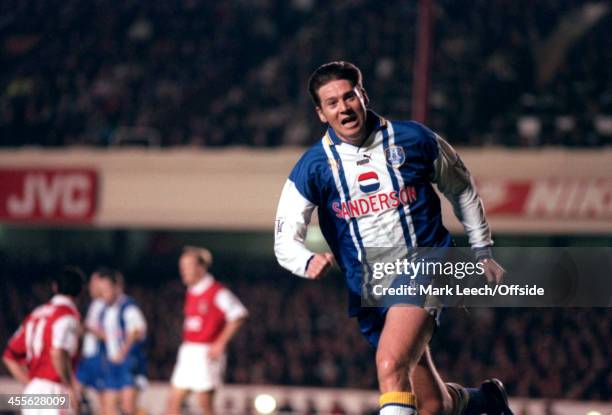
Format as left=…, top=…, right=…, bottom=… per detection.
left=305, top=254, right=315, bottom=271
left=472, top=246, right=493, bottom=261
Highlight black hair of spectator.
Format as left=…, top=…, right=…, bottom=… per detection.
left=94, top=267, right=124, bottom=286
left=308, top=61, right=367, bottom=106
left=53, top=266, right=85, bottom=297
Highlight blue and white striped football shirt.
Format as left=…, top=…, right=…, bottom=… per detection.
left=275, top=111, right=492, bottom=315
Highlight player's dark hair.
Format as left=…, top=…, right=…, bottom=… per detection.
left=308, top=61, right=365, bottom=106
left=53, top=266, right=85, bottom=297
left=94, top=267, right=124, bottom=286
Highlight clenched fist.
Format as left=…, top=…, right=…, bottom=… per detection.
left=306, top=253, right=334, bottom=279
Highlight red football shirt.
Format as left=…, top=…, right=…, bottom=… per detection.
left=3, top=295, right=81, bottom=383
left=182, top=274, right=247, bottom=343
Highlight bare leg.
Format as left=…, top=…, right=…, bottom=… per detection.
left=196, top=390, right=215, bottom=415
left=411, top=346, right=455, bottom=415
left=82, top=389, right=102, bottom=415
left=166, top=387, right=190, bottom=415
left=376, top=306, right=434, bottom=393
left=101, top=390, right=120, bottom=415
left=120, top=387, right=139, bottom=415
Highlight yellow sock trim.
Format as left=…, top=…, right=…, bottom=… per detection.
left=379, top=391, right=417, bottom=407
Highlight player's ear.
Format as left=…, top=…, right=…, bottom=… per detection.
left=316, top=106, right=328, bottom=123
left=360, top=87, right=369, bottom=107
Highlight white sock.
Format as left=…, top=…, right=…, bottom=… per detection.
left=379, top=391, right=417, bottom=415
left=380, top=405, right=417, bottom=415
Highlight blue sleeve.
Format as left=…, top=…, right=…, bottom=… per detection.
left=288, top=146, right=324, bottom=205
left=415, top=122, right=440, bottom=163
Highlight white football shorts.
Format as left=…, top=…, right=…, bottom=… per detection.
left=22, top=378, right=74, bottom=415
left=170, top=342, right=226, bottom=392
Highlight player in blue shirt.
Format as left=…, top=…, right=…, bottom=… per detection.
left=76, top=270, right=107, bottom=410
left=97, top=269, right=147, bottom=415
left=275, top=61, right=513, bottom=415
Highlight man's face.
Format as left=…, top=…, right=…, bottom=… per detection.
left=316, top=79, right=368, bottom=144
left=97, top=277, right=118, bottom=305
left=88, top=273, right=102, bottom=299
left=179, top=253, right=204, bottom=287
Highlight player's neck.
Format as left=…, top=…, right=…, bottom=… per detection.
left=337, top=132, right=366, bottom=146
left=53, top=293, right=76, bottom=301
left=188, top=274, right=207, bottom=288
left=336, top=113, right=376, bottom=146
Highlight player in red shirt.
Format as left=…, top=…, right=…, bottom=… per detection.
left=3, top=267, right=85, bottom=415
left=166, top=247, right=248, bottom=415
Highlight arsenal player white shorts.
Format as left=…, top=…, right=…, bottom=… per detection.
left=22, top=378, right=74, bottom=415
left=170, top=342, right=226, bottom=392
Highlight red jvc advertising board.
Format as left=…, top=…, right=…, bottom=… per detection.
left=0, top=168, right=98, bottom=224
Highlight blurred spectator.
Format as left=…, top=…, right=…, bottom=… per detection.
left=1, top=1, right=610, bottom=148
left=305, top=399, right=318, bottom=415
left=278, top=398, right=294, bottom=413
left=0, top=251, right=610, bottom=401
left=544, top=399, right=558, bottom=415
left=330, top=399, right=347, bottom=414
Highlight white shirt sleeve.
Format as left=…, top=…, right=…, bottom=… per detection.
left=274, top=179, right=317, bottom=277
left=122, top=305, right=147, bottom=336
left=52, top=315, right=80, bottom=356
left=432, top=135, right=493, bottom=248
left=84, top=299, right=104, bottom=330
left=215, top=288, right=248, bottom=322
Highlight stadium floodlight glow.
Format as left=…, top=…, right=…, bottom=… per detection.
left=585, top=411, right=601, bottom=415
left=254, top=394, right=277, bottom=414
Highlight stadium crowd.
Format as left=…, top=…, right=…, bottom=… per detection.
left=2, top=0, right=610, bottom=148
left=1, top=253, right=610, bottom=402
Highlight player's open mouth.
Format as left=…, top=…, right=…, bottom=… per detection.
left=341, top=115, right=358, bottom=127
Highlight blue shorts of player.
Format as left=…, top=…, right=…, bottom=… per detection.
left=357, top=306, right=441, bottom=349
left=103, top=353, right=147, bottom=390
left=76, top=355, right=106, bottom=390
left=356, top=248, right=452, bottom=348
left=357, top=261, right=442, bottom=348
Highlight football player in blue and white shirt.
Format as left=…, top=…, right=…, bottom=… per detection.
left=98, top=269, right=147, bottom=415
left=275, top=62, right=513, bottom=415
left=76, top=270, right=107, bottom=408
